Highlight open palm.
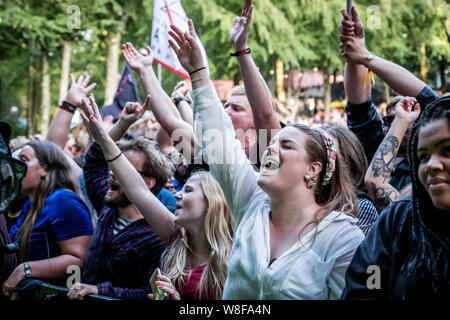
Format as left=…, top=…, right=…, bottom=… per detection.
left=230, top=0, right=253, bottom=51
left=122, top=42, right=154, bottom=72
left=168, top=20, right=204, bottom=73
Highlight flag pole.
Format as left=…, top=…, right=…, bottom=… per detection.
left=157, top=63, right=162, bottom=84
left=347, top=0, right=353, bottom=21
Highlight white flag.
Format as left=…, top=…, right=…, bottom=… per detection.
left=151, top=0, right=209, bottom=79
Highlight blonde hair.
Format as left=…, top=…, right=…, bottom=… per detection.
left=160, top=171, right=234, bottom=300
left=230, top=85, right=246, bottom=96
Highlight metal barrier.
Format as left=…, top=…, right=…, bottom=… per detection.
left=11, top=278, right=121, bottom=301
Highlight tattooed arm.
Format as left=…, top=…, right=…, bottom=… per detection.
left=365, top=97, right=420, bottom=211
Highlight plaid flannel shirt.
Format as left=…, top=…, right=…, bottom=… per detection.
left=82, top=141, right=166, bottom=300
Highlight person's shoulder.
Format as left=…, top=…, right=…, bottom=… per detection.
left=379, top=196, right=412, bottom=225
left=47, top=188, right=83, bottom=203
left=319, top=211, right=364, bottom=240
left=46, top=189, right=88, bottom=215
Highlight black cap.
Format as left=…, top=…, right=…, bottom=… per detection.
left=0, top=121, right=12, bottom=141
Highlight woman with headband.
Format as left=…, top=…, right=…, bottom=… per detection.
left=168, top=16, right=365, bottom=299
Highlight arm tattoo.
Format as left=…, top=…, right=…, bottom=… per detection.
left=369, top=182, right=399, bottom=212
left=370, top=135, right=399, bottom=183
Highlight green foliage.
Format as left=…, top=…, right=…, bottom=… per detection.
left=0, top=0, right=448, bottom=137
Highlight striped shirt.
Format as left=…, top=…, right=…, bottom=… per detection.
left=356, top=196, right=379, bottom=235
left=112, top=216, right=134, bottom=235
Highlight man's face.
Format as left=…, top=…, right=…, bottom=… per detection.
left=224, top=95, right=254, bottom=132
left=104, top=150, right=148, bottom=208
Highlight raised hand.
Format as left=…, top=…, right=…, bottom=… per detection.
left=230, top=0, right=253, bottom=51
left=80, top=95, right=110, bottom=144
left=168, top=19, right=204, bottom=74
left=122, top=42, right=154, bottom=73
left=120, top=95, right=151, bottom=126
left=340, top=6, right=364, bottom=39
left=340, top=35, right=370, bottom=65
left=66, top=74, right=97, bottom=107
left=394, top=97, right=421, bottom=124
left=171, top=81, right=190, bottom=98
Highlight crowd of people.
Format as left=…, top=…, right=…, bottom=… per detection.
left=0, top=0, right=449, bottom=301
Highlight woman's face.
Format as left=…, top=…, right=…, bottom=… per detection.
left=258, top=126, right=314, bottom=195
left=18, top=145, right=47, bottom=196
left=417, top=119, right=450, bottom=212
left=174, top=175, right=208, bottom=229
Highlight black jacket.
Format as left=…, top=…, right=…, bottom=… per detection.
left=341, top=196, right=450, bottom=299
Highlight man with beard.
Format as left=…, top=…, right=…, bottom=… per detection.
left=68, top=99, right=175, bottom=300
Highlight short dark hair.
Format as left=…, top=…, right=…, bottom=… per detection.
left=117, top=137, right=175, bottom=194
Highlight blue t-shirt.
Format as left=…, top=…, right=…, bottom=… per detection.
left=9, top=189, right=93, bottom=261
left=156, top=187, right=177, bottom=213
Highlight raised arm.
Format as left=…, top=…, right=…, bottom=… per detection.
left=341, top=34, right=427, bottom=99
left=169, top=20, right=259, bottom=225
left=230, top=0, right=280, bottom=160
left=122, top=43, right=199, bottom=160
left=47, top=74, right=96, bottom=149
left=80, top=95, right=175, bottom=243
left=171, top=81, right=193, bottom=126
left=365, top=97, right=420, bottom=211
left=339, top=6, right=385, bottom=162
left=108, top=96, right=150, bottom=142
left=340, top=6, right=371, bottom=104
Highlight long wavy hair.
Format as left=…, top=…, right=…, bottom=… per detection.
left=15, top=141, right=80, bottom=262
left=403, top=96, right=450, bottom=297
left=290, top=123, right=358, bottom=218
left=322, top=125, right=369, bottom=192
left=160, top=171, right=234, bottom=300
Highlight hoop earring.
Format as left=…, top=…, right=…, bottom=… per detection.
left=304, top=175, right=316, bottom=189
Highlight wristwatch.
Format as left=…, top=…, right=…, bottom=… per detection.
left=59, top=100, right=77, bottom=114
left=171, top=97, right=191, bottom=108
left=365, top=52, right=375, bottom=64
left=23, top=262, right=32, bottom=278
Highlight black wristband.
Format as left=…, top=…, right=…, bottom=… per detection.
left=59, top=100, right=77, bottom=114
left=189, top=67, right=206, bottom=76
left=105, top=151, right=123, bottom=163
left=230, top=48, right=251, bottom=57
left=172, top=97, right=190, bottom=107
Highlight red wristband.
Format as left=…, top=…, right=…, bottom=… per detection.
left=230, top=48, right=251, bottom=57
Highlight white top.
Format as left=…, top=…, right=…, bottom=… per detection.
left=191, top=83, right=365, bottom=300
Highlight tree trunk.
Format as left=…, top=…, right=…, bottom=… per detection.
left=27, top=57, right=38, bottom=137
left=59, top=41, right=72, bottom=105
left=40, top=53, right=51, bottom=137
left=104, top=14, right=128, bottom=106
left=420, top=43, right=428, bottom=83
left=440, top=59, right=447, bottom=92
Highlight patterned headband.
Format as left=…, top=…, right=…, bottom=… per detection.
left=313, top=128, right=337, bottom=186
